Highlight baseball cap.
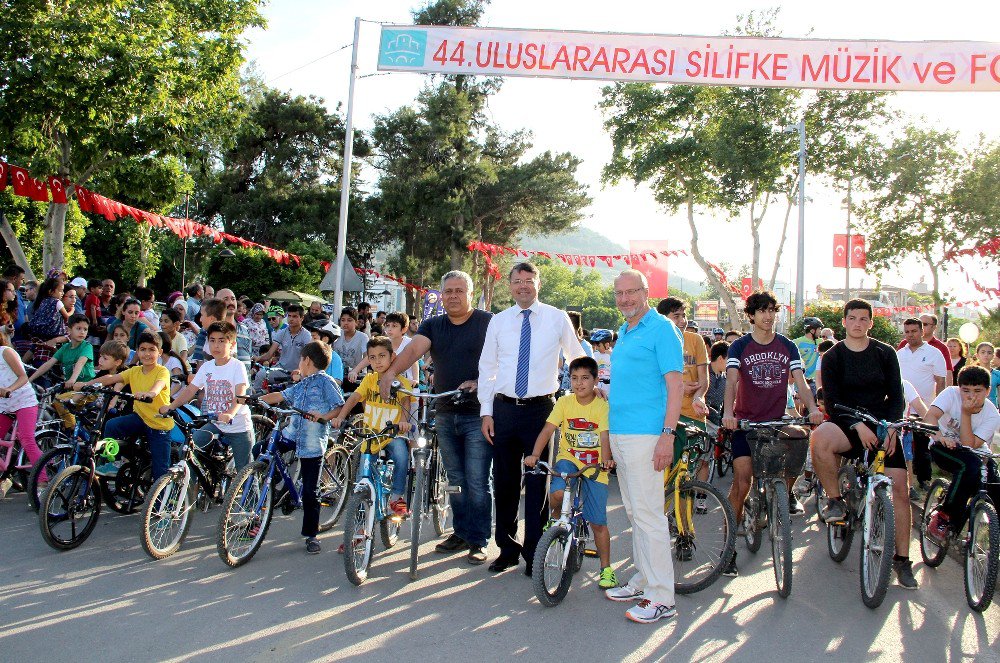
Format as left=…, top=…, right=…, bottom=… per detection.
left=69, top=277, right=87, bottom=287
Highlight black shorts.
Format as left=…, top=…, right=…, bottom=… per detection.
left=836, top=421, right=907, bottom=470
left=731, top=430, right=751, bottom=459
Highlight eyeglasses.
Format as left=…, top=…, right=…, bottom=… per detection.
left=268, top=317, right=278, bottom=322
left=613, top=287, right=647, bottom=299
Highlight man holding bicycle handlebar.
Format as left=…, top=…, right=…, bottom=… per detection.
left=721, top=291, right=823, bottom=578
left=810, top=299, right=917, bottom=589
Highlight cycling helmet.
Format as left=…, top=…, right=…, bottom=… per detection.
left=802, top=316, right=823, bottom=331
left=712, top=327, right=725, bottom=336
left=309, top=321, right=341, bottom=344
left=589, top=328, right=613, bottom=344
left=266, top=305, right=285, bottom=319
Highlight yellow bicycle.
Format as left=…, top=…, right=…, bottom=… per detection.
left=664, top=423, right=737, bottom=594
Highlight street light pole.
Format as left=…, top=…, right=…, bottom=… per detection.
left=332, top=17, right=361, bottom=321
left=181, top=191, right=190, bottom=292
left=784, top=120, right=807, bottom=318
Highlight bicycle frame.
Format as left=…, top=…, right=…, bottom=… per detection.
left=0, top=413, right=25, bottom=473
left=252, top=423, right=302, bottom=514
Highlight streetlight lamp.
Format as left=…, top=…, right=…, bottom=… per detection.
left=782, top=120, right=806, bottom=319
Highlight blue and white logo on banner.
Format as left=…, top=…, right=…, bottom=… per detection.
left=378, top=29, right=427, bottom=68
left=422, top=289, right=444, bottom=319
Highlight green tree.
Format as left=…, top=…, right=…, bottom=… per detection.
left=0, top=0, right=263, bottom=272
left=859, top=126, right=969, bottom=310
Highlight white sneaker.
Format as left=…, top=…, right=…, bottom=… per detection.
left=626, top=599, right=677, bottom=624
left=604, top=583, right=644, bottom=602
left=792, top=475, right=811, bottom=497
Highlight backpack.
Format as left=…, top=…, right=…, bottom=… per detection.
left=28, top=298, right=67, bottom=340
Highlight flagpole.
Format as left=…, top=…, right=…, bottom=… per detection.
left=332, top=17, right=361, bottom=321
left=845, top=177, right=852, bottom=301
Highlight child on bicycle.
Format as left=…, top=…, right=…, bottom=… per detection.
left=257, top=340, right=345, bottom=554
left=331, top=336, right=413, bottom=518
left=924, top=365, right=1000, bottom=540
left=525, top=356, right=616, bottom=589
left=161, top=322, right=253, bottom=470
left=78, top=331, right=175, bottom=481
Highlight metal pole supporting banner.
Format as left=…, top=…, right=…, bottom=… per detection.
left=794, top=120, right=806, bottom=318
left=333, top=16, right=361, bottom=321
left=844, top=178, right=852, bottom=302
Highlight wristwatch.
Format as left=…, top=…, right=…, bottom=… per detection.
left=662, top=426, right=676, bottom=436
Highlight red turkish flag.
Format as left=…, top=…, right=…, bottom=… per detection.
left=629, top=240, right=669, bottom=298
left=47, top=177, right=68, bottom=204
left=9, top=166, right=33, bottom=198
left=850, top=235, right=866, bottom=269
left=741, top=277, right=765, bottom=299
left=0, top=160, right=7, bottom=191
left=833, top=234, right=848, bottom=268
left=30, top=176, right=49, bottom=202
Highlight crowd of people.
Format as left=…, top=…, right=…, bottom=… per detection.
left=2, top=261, right=998, bottom=625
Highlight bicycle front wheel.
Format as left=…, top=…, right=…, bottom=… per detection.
left=217, top=461, right=273, bottom=568
left=770, top=482, right=793, bottom=598
left=532, top=525, right=573, bottom=606
left=142, top=472, right=194, bottom=560
left=344, top=491, right=376, bottom=585
left=431, top=453, right=453, bottom=537
left=317, top=444, right=351, bottom=532
left=665, top=478, right=736, bottom=595
left=860, top=484, right=895, bottom=609
left=965, top=498, right=999, bottom=612
left=101, top=459, right=152, bottom=514
left=39, top=465, right=102, bottom=551
left=920, top=479, right=950, bottom=567
left=409, top=454, right=429, bottom=581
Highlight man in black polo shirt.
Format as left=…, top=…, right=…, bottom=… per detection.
left=379, top=270, right=493, bottom=565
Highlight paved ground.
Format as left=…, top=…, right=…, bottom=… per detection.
left=0, top=476, right=996, bottom=662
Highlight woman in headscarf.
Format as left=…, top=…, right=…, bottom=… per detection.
left=244, top=303, right=271, bottom=356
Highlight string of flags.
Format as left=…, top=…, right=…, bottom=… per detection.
left=466, top=240, right=744, bottom=297
left=0, top=159, right=300, bottom=266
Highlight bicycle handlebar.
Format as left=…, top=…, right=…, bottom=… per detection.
left=79, top=385, right=152, bottom=403
left=524, top=460, right=603, bottom=479
left=239, top=393, right=329, bottom=423
left=739, top=416, right=810, bottom=430
left=833, top=404, right=939, bottom=436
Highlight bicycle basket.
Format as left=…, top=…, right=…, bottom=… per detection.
left=748, top=426, right=809, bottom=479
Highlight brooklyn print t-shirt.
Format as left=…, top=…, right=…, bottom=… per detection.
left=727, top=333, right=802, bottom=422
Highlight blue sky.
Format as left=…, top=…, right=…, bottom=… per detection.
left=244, top=1, right=1000, bottom=306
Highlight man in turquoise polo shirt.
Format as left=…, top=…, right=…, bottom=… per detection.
left=603, top=269, right=684, bottom=625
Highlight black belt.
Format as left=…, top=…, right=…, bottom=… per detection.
left=495, top=393, right=553, bottom=406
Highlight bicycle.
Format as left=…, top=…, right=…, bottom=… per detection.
left=26, top=386, right=118, bottom=511
left=141, top=410, right=236, bottom=560
left=708, top=424, right=733, bottom=482
left=526, top=460, right=602, bottom=606
left=919, top=441, right=1000, bottom=612
left=826, top=406, right=936, bottom=608
left=216, top=395, right=350, bottom=567
left=37, top=389, right=154, bottom=551
left=664, top=423, right=737, bottom=594
left=738, top=417, right=811, bottom=599
left=342, top=422, right=409, bottom=585
left=391, top=383, right=464, bottom=580
left=0, top=383, right=64, bottom=498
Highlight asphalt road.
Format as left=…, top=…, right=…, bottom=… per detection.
left=0, top=476, right=996, bottom=663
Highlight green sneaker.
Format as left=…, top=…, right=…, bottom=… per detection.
left=544, top=518, right=555, bottom=531
left=599, top=566, right=617, bottom=589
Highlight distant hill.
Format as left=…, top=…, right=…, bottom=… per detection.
left=521, top=226, right=626, bottom=257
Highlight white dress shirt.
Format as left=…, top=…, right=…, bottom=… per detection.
left=478, top=300, right=585, bottom=416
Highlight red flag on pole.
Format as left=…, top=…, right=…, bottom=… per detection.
left=629, top=240, right=669, bottom=298
left=850, top=235, right=866, bottom=268
left=0, top=160, right=7, bottom=191
left=833, top=234, right=849, bottom=268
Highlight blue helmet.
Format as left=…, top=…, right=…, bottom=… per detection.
left=589, top=328, right=613, bottom=344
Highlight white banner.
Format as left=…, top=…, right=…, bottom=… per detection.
left=377, top=25, right=1000, bottom=92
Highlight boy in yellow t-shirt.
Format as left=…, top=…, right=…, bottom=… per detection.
left=332, top=337, right=413, bottom=517
left=78, top=330, right=175, bottom=481
left=525, top=356, right=616, bottom=588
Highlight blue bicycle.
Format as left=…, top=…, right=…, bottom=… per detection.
left=343, top=422, right=406, bottom=585
left=216, top=397, right=330, bottom=568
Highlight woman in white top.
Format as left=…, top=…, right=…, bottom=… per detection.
left=0, top=328, right=43, bottom=477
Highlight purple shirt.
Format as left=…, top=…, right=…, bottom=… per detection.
left=727, top=333, right=802, bottom=422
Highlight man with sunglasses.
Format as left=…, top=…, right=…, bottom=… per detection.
left=897, top=313, right=953, bottom=387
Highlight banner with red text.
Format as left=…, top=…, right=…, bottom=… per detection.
left=378, top=25, right=1000, bottom=92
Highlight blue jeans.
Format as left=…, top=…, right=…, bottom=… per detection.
left=385, top=436, right=409, bottom=496
left=436, top=411, right=493, bottom=548
left=103, top=413, right=173, bottom=481
left=193, top=424, right=253, bottom=471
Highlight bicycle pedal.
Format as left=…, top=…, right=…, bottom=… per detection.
left=389, top=515, right=404, bottom=522
left=583, top=548, right=599, bottom=557
left=445, top=486, right=462, bottom=494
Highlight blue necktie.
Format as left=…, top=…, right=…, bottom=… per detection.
left=514, top=309, right=532, bottom=398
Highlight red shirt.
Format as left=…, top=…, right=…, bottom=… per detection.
left=84, top=293, right=101, bottom=323
left=896, top=336, right=953, bottom=372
